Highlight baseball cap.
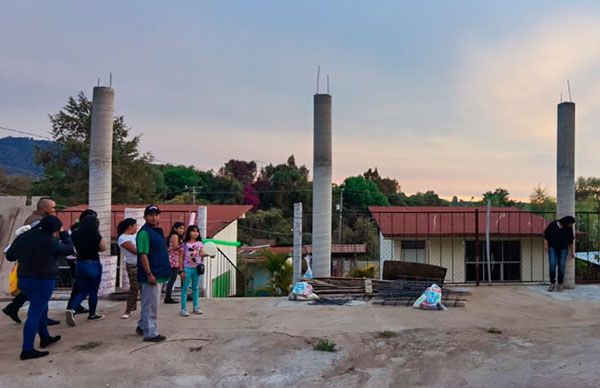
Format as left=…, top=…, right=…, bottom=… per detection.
left=144, top=204, right=161, bottom=216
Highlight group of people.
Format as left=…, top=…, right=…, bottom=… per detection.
left=3, top=200, right=210, bottom=360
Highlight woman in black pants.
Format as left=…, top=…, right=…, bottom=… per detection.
left=66, top=214, right=108, bottom=326
left=66, top=209, right=97, bottom=315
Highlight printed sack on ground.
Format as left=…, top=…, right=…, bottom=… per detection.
left=413, top=284, right=445, bottom=310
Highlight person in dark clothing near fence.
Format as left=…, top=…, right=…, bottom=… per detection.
left=5, top=215, right=74, bottom=360
left=66, top=214, right=108, bottom=326
left=543, top=215, right=576, bottom=292
left=66, top=209, right=98, bottom=315
left=2, top=197, right=61, bottom=326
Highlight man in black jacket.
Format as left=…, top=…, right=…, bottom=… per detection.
left=6, top=215, right=74, bottom=360
left=2, top=197, right=71, bottom=325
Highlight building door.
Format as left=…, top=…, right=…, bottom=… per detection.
left=465, top=240, right=521, bottom=282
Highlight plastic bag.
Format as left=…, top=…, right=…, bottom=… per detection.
left=413, top=284, right=446, bottom=310
left=302, top=255, right=313, bottom=279
left=289, top=281, right=319, bottom=301
left=8, top=264, right=19, bottom=296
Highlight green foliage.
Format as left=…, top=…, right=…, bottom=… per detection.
left=404, top=190, right=449, bottom=206
left=343, top=176, right=389, bottom=210
left=238, top=208, right=293, bottom=245
left=256, top=250, right=292, bottom=296
left=0, top=168, right=32, bottom=195
left=255, top=155, right=312, bottom=216
left=31, top=92, right=160, bottom=205
left=219, top=159, right=257, bottom=185
left=161, top=164, right=202, bottom=199
left=526, top=184, right=556, bottom=216
left=347, top=264, right=376, bottom=278
left=313, top=339, right=337, bottom=352
left=481, top=188, right=514, bottom=207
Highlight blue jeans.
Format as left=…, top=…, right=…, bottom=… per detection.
left=71, top=260, right=102, bottom=316
left=181, top=267, right=200, bottom=311
left=548, top=247, right=568, bottom=284
left=18, top=278, right=55, bottom=351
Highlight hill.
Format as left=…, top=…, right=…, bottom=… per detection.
left=0, top=136, right=53, bottom=177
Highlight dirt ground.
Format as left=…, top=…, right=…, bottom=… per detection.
left=1, top=286, right=600, bottom=388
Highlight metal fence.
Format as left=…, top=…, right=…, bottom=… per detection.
left=303, top=209, right=600, bottom=284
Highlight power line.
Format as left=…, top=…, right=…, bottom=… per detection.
left=0, top=125, right=52, bottom=140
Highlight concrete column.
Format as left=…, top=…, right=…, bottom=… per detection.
left=312, top=94, right=332, bottom=277
left=89, top=86, right=114, bottom=252
left=557, top=101, right=576, bottom=288
left=197, top=206, right=208, bottom=240
left=293, top=203, right=302, bottom=284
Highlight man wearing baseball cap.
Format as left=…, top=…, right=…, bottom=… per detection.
left=135, top=205, right=171, bottom=342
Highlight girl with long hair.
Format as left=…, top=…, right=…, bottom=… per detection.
left=179, top=225, right=209, bottom=316
left=164, top=222, right=185, bottom=304
left=117, top=218, right=139, bottom=319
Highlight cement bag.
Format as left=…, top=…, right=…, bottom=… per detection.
left=413, top=284, right=446, bottom=310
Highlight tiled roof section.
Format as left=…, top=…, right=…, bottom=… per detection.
left=58, top=204, right=252, bottom=239
left=368, top=206, right=552, bottom=237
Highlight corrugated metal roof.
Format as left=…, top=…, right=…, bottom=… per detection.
left=59, top=204, right=252, bottom=239
left=368, top=206, right=552, bottom=237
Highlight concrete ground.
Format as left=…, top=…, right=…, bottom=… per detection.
left=1, top=286, right=600, bottom=388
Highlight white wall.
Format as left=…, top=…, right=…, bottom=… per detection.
left=380, top=236, right=546, bottom=283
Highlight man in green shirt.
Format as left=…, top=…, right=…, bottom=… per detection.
left=136, top=205, right=172, bottom=342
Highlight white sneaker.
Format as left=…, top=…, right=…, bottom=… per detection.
left=121, top=314, right=130, bottom=319
left=180, top=310, right=190, bottom=317
left=66, top=309, right=76, bottom=327
left=193, top=308, right=203, bottom=315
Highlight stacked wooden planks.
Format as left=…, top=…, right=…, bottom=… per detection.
left=306, top=277, right=470, bottom=307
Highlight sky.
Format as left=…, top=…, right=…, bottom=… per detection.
left=2, top=1, right=600, bottom=200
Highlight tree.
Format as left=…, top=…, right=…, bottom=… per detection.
left=254, top=155, right=312, bottom=216
left=527, top=184, right=556, bottom=215
left=219, top=159, right=257, bottom=185
left=405, top=191, right=449, bottom=206
left=363, top=167, right=406, bottom=205
left=481, top=188, right=514, bottom=207
left=31, top=92, right=161, bottom=205
left=0, top=168, right=32, bottom=195
left=256, top=250, right=292, bottom=296
left=343, top=176, right=389, bottom=210
left=161, top=164, right=202, bottom=200
left=238, top=208, right=293, bottom=245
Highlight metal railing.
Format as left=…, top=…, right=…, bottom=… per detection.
left=205, top=247, right=245, bottom=298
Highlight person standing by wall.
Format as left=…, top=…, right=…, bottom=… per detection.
left=2, top=198, right=60, bottom=325
left=164, top=222, right=185, bottom=304
left=117, top=218, right=139, bottom=319
left=544, top=216, right=576, bottom=292
left=6, top=215, right=74, bottom=360
left=66, top=214, right=107, bottom=325
left=136, top=205, right=171, bottom=342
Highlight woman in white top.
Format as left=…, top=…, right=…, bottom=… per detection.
left=117, top=218, right=139, bottom=319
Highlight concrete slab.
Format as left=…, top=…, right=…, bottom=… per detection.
left=527, top=284, right=600, bottom=301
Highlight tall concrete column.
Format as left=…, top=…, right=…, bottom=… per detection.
left=89, top=86, right=114, bottom=249
left=557, top=101, right=576, bottom=288
left=312, top=94, right=332, bottom=277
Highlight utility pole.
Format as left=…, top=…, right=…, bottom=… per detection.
left=185, top=185, right=202, bottom=206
